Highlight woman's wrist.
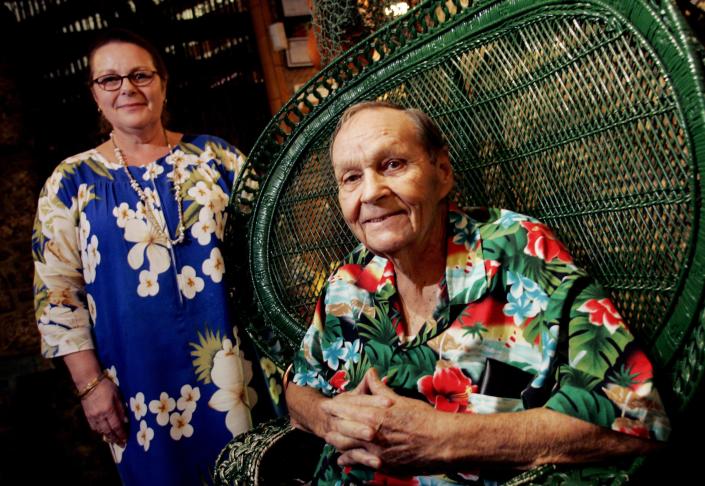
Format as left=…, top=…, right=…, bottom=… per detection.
left=63, top=350, right=104, bottom=390
left=76, top=370, right=108, bottom=399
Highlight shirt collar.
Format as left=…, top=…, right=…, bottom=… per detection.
left=444, top=203, right=490, bottom=306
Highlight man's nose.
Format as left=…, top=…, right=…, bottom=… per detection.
left=360, top=171, right=388, bottom=203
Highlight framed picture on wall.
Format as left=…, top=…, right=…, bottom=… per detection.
left=286, top=37, right=313, bottom=67
left=282, top=0, right=311, bottom=17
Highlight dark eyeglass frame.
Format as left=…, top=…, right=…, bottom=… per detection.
left=91, top=70, right=160, bottom=91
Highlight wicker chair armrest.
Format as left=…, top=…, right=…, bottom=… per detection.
left=214, top=417, right=324, bottom=485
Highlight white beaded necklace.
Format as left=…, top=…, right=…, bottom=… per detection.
left=110, top=130, right=185, bottom=245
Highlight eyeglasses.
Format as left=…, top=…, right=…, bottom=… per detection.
left=91, top=70, right=159, bottom=91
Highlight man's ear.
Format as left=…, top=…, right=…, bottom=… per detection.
left=436, top=148, right=454, bottom=198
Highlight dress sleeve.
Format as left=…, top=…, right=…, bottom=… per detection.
left=516, top=220, right=671, bottom=441
left=32, top=168, right=94, bottom=358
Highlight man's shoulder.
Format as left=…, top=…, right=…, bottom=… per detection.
left=457, top=206, right=540, bottom=228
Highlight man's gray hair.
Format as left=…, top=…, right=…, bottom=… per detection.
left=329, top=100, right=448, bottom=161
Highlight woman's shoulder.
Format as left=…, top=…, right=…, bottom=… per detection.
left=179, top=133, right=239, bottom=151
left=46, top=148, right=113, bottom=185
left=179, top=133, right=246, bottom=173
left=57, top=147, right=101, bottom=168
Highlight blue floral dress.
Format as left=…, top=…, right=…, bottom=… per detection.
left=32, top=134, right=284, bottom=485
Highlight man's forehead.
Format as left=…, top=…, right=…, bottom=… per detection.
left=332, top=107, right=419, bottom=151
left=341, top=106, right=414, bottom=130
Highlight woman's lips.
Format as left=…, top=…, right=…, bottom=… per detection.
left=118, top=103, right=146, bottom=109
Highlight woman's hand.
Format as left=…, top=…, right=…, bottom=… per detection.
left=80, top=377, right=129, bottom=447
left=63, top=350, right=128, bottom=447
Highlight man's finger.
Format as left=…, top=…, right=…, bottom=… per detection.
left=365, top=368, right=396, bottom=398
left=330, top=416, right=377, bottom=441
left=325, top=430, right=369, bottom=452
left=337, top=448, right=381, bottom=469
left=322, top=394, right=391, bottom=417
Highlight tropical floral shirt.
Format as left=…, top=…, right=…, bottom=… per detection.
left=32, top=135, right=283, bottom=485
left=293, top=204, right=670, bottom=485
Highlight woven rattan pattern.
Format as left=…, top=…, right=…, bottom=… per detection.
left=267, top=12, right=691, bottom=352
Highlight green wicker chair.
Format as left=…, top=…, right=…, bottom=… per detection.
left=217, top=0, right=705, bottom=483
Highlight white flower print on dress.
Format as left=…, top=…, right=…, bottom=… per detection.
left=135, top=202, right=149, bottom=221
left=191, top=209, right=215, bottom=246
left=223, top=149, right=246, bottom=173
left=202, top=247, right=225, bottom=283
left=208, top=337, right=257, bottom=437
left=137, top=420, right=155, bottom=451
left=36, top=191, right=79, bottom=248
left=130, top=392, right=148, bottom=420
left=177, top=384, right=200, bottom=413
left=39, top=306, right=86, bottom=330
left=169, top=410, right=194, bottom=440
left=142, top=163, right=164, bottom=181
left=86, top=293, right=97, bottom=325
left=112, top=203, right=136, bottom=228
left=142, top=187, right=159, bottom=208
left=79, top=213, right=91, bottom=251
left=137, top=270, right=160, bottom=297
left=39, top=307, right=90, bottom=351
left=82, top=234, right=101, bottom=284
left=105, top=365, right=119, bottom=386
left=76, top=183, right=93, bottom=210
left=214, top=211, right=226, bottom=241
left=197, top=146, right=216, bottom=165
left=197, top=163, right=219, bottom=182
left=178, top=266, right=204, bottom=299
left=167, top=166, right=189, bottom=185
left=46, top=171, right=63, bottom=196
left=149, top=392, right=176, bottom=426
left=210, top=185, right=229, bottom=213
left=166, top=150, right=198, bottom=168
left=109, top=442, right=125, bottom=464
left=187, top=181, right=212, bottom=206
left=124, top=218, right=170, bottom=274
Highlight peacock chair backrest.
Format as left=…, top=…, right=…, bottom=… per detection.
left=225, top=0, right=705, bottom=419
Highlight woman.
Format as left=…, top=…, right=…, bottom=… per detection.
left=285, top=102, right=670, bottom=484
left=32, top=29, right=280, bottom=484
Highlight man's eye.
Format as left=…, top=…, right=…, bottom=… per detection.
left=342, top=174, right=360, bottom=185
left=385, top=159, right=404, bottom=170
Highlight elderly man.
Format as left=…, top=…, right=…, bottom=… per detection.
left=285, top=101, right=669, bottom=484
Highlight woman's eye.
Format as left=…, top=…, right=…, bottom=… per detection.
left=99, top=75, right=121, bottom=85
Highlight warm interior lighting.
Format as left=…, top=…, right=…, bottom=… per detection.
left=384, top=2, right=410, bottom=17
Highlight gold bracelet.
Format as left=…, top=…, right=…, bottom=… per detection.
left=77, top=370, right=107, bottom=399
